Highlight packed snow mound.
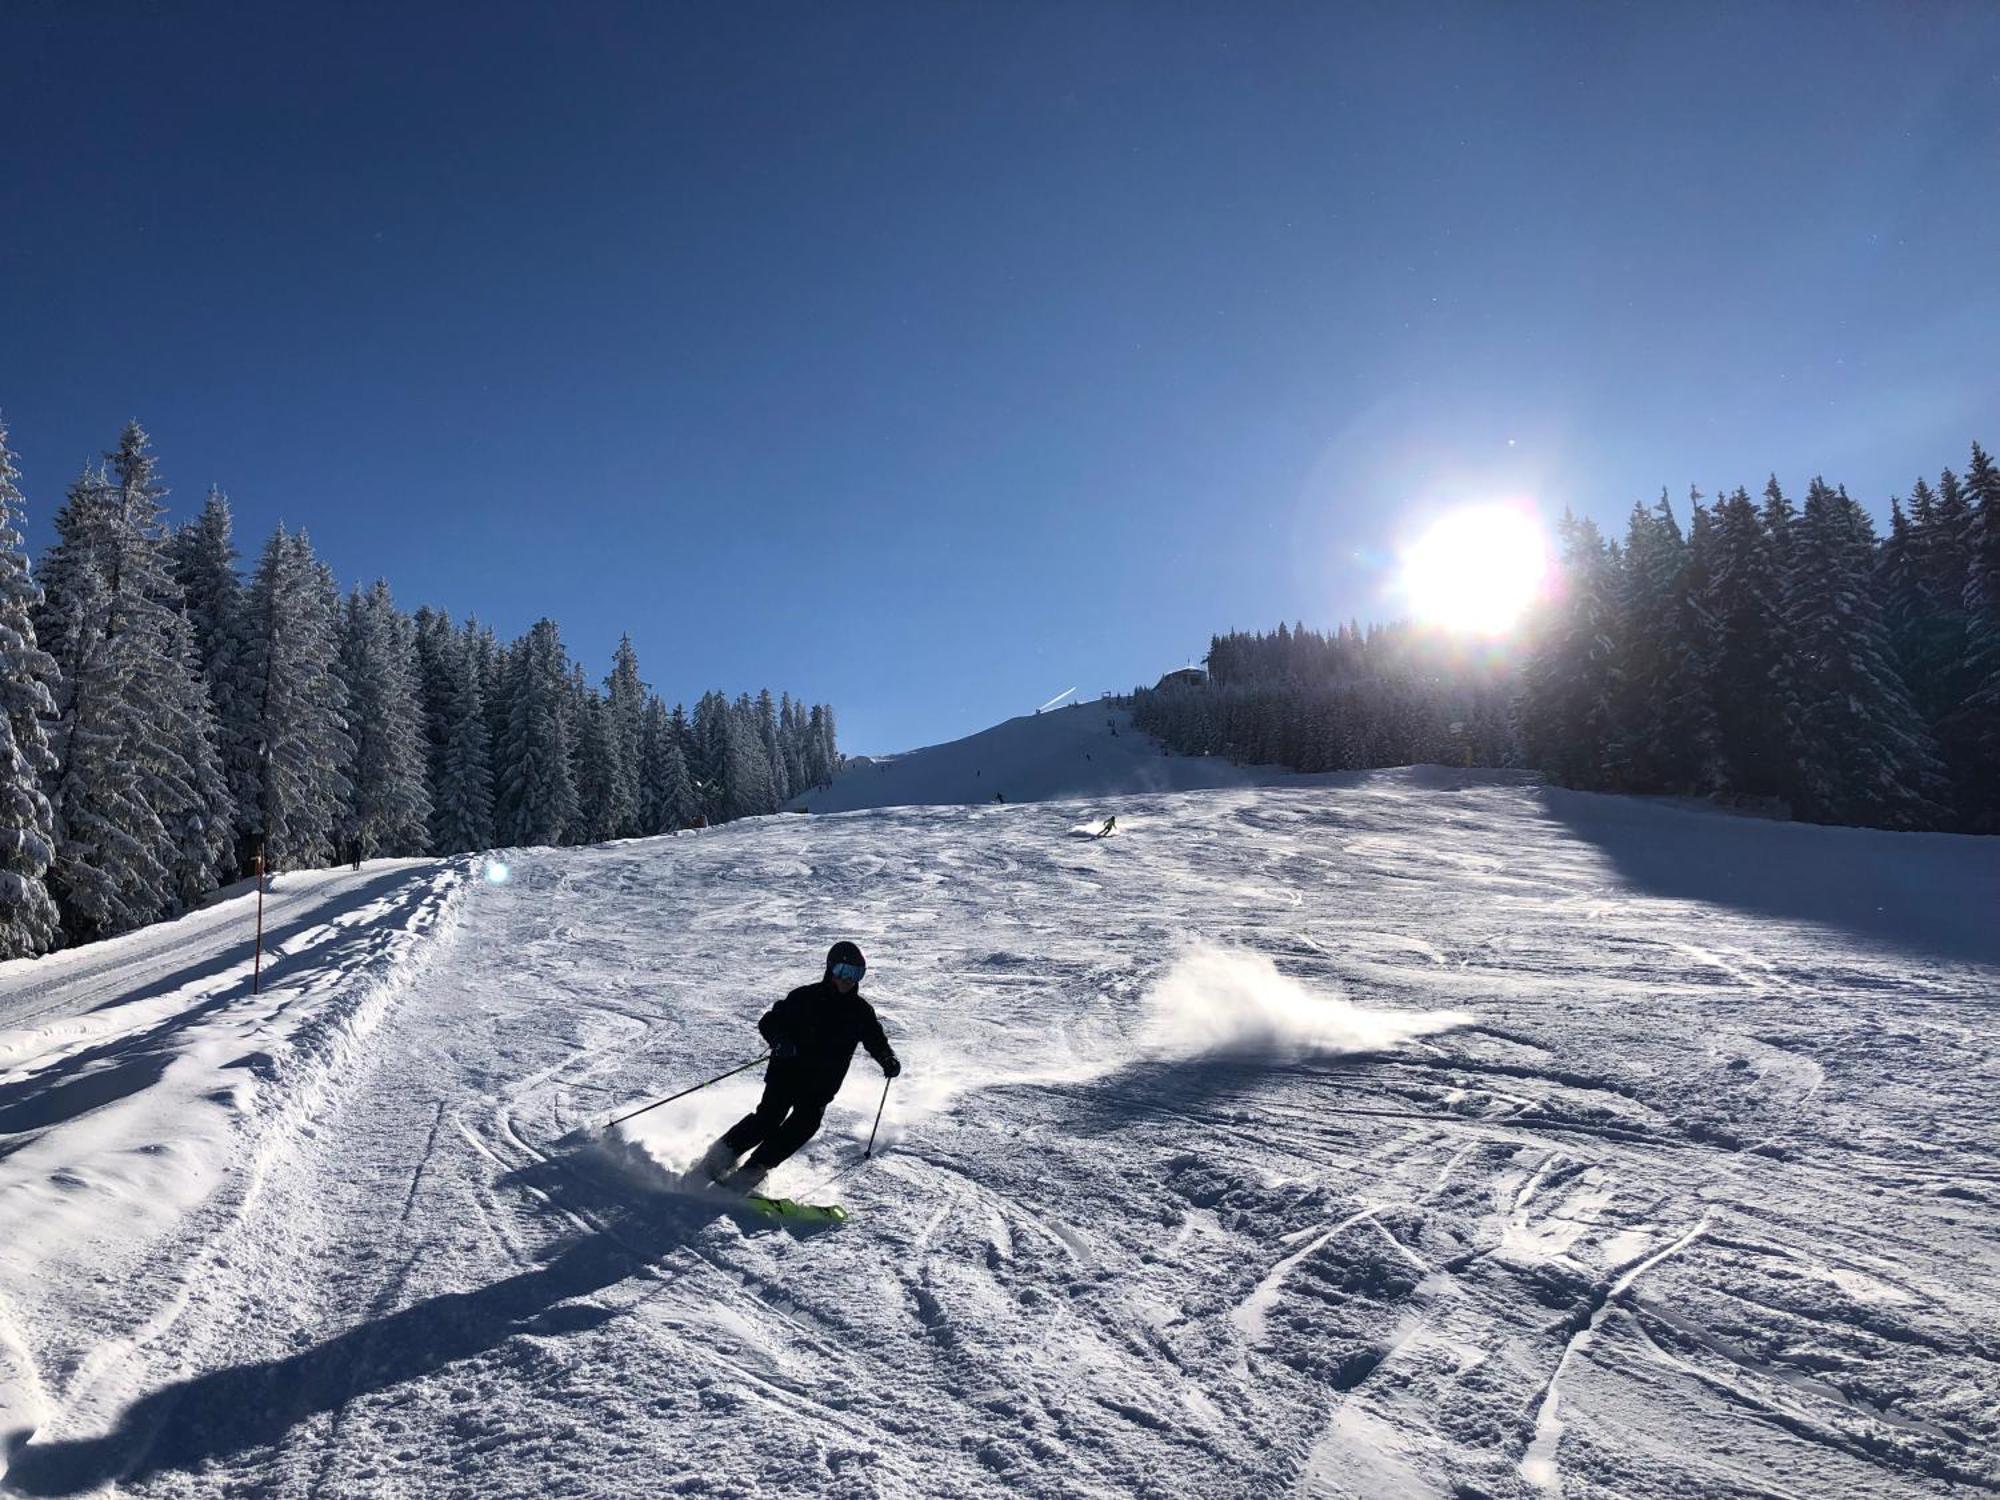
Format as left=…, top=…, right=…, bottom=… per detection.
left=790, top=701, right=1323, bottom=812
left=1140, top=945, right=1471, bottom=1061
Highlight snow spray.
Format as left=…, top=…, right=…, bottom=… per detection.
left=1138, top=945, right=1469, bottom=1062
left=587, top=1122, right=698, bottom=1195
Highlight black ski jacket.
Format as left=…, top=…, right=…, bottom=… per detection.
left=758, top=979, right=896, bottom=1104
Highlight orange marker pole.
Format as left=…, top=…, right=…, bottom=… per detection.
left=252, top=848, right=266, bottom=994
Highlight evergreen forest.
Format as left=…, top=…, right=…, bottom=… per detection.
left=0, top=418, right=839, bottom=957
left=1134, top=443, right=2000, bottom=836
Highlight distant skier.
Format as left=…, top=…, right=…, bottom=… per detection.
left=1096, top=815, right=1116, bottom=838
left=700, top=941, right=901, bottom=1192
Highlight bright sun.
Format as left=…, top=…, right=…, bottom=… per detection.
left=1395, top=504, right=1551, bottom=635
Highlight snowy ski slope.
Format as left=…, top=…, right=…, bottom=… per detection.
left=791, top=701, right=1326, bottom=812
left=1, top=767, right=1996, bottom=1498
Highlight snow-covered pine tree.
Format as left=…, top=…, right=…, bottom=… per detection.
left=169, top=488, right=253, bottom=876
left=1607, top=498, right=1671, bottom=790
left=689, top=690, right=728, bottom=823
left=1951, top=443, right=2000, bottom=624
left=1782, top=479, right=1948, bottom=829
left=724, top=693, right=774, bottom=819
left=793, top=700, right=817, bottom=790
left=604, top=635, right=645, bottom=838
left=755, top=688, right=790, bottom=805
left=338, top=581, right=432, bottom=858
left=1515, top=510, right=1619, bottom=790
left=1887, top=476, right=1971, bottom=732
left=778, top=693, right=806, bottom=800
left=1705, top=487, right=1795, bottom=797
left=35, top=425, right=225, bottom=937
left=805, top=703, right=839, bottom=789
left=496, top=618, right=579, bottom=846
left=463, top=616, right=499, bottom=704
left=1681, top=490, right=1727, bottom=768
left=170, top=488, right=245, bottom=683
left=411, top=606, right=461, bottom=848
left=242, top=528, right=354, bottom=870
left=635, top=695, right=667, bottom=834
left=156, top=601, right=234, bottom=907
left=1905, top=477, right=1949, bottom=602
left=476, top=620, right=512, bottom=791
left=1942, top=443, right=2000, bottom=830
left=1878, top=493, right=1924, bottom=665
left=636, top=695, right=697, bottom=833
left=1932, top=466, right=1974, bottom=582
left=28, top=464, right=106, bottom=708
left=0, top=418, right=64, bottom=956
left=1761, top=475, right=1798, bottom=576
left=33, top=463, right=163, bottom=937
left=664, top=703, right=700, bottom=828
left=571, top=673, right=620, bottom=843
left=102, top=428, right=232, bottom=910
left=1657, top=490, right=1723, bottom=790
left=433, top=627, right=495, bottom=854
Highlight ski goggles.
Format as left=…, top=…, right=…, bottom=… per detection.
left=830, top=961, right=866, bottom=983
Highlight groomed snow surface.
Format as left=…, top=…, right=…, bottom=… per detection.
left=2, top=764, right=1997, bottom=1496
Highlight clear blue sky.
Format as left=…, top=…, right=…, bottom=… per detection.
left=4, top=3, right=1996, bottom=755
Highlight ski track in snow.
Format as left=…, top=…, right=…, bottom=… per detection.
left=0, top=770, right=1997, bottom=1498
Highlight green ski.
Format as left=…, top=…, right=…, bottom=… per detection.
left=744, top=1194, right=851, bottom=1224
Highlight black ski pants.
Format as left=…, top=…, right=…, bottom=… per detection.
left=721, top=1076, right=830, bottom=1171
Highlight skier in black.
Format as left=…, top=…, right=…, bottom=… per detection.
left=700, top=940, right=901, bottom=1192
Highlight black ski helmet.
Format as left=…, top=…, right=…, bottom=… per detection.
left=826, top=940, right=866, bottom=979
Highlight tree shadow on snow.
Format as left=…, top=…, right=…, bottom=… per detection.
left=0, top=1149, right=805, bottom=1496
left=0, top=868, right=438, bottom=1141
left=1537, top=787, right=2000, bottom=968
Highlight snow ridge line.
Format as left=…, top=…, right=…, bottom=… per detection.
left=249, top=864, right=472, bottom=1131
left=210, top=862, right=478, bottom=1266
left=39, top=862, right=474, bottom=1459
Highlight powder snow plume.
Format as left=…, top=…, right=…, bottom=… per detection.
left=1139, top=945, right=1470, bottom=1061
left=589, top=1122, right=689, bottom=1193
left=577, top=1077, right=772, bottom=1193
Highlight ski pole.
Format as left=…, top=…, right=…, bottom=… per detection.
left=864, top=1076, right=891, bottom=1159
left=605, top=1052, right=769, bottom=1131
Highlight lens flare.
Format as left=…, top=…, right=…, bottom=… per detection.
left=484, top=860, right=511, bottom=885
left=1395, top=504, right=1551, bottom=635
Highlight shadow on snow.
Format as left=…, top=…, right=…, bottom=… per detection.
left=1, top=1149, right=828, bottom=1495
left=0, top=868, right=436, bottom=1140
left=1536, top=786, right=2000, bottom=968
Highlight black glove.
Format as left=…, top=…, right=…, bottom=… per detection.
left=771, top=1040, right=798, bottom=1060
left=881, top=1053, right=902, bottom=1079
